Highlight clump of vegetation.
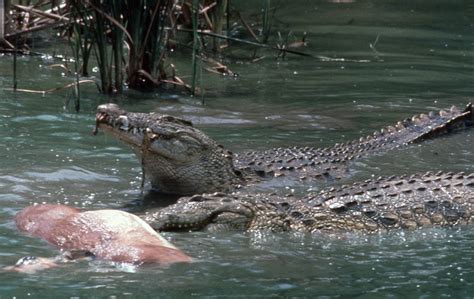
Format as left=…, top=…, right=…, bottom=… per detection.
left=68, top=0, right=176, bottom=93
left=2, top=0, right=311, bottom=101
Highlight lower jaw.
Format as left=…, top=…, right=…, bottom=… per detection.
left=98, top=124, right=143, bottom=147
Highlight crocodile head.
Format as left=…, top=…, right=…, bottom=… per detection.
left=144, top=193, right=292, bottom=232
left=94, top=103, right=241, bottom=195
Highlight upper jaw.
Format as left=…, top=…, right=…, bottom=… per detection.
left=95, top=112, right=146, bottom=135
left=93, top=104, right=149, bottom=147
left=93, top=103, right=184, bottom=141
left=94, top=104, right=205, bottom=159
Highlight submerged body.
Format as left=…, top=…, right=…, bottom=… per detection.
left=95, top=103, right=473, bottom=195
left=14, top=204, right=191, bottom=267
left=143, top=172, right=474, bottom=233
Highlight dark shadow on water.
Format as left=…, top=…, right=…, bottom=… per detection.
left=123, top=189, right=180, bottom=213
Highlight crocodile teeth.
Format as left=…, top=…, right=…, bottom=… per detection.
left=146, top=128, right=157, bottom=139
left=116, top=115, right=130, bottom=130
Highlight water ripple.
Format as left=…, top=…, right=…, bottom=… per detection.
left=24, top=166, right=120, bottom=182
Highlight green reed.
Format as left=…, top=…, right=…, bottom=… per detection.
left=67, top=0, right=173, bottom=93
left=191, top=0, right=200, bottom=95
left=261, top=0, right=274, bottom=44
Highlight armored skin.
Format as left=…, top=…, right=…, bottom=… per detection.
left=142, top=172, right=474, bottom=233
left=94, top=103, right=473, bottom=195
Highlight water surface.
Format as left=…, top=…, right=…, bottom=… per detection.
left=0, top=1, right=473, bottom=297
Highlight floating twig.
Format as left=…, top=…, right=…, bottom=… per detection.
left=201, top=55, right=236, bottom=76
left=237, top=12, right=261, bottom=43
left=12, top=4, right=69, bottom=22
left=5, top=79, right=99, bottom=94
left=286, top=31, right=307, bottom=49
left=369, top=34, right=383, bottom=61
left=175, top=28, right=370, bottom=62
left=48, top=63, right=71, bottom=74
left=5, top=20, right=66, bottom=39
left=277, top=31, right=307, bottom=59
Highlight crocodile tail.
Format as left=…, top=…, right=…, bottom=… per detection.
left=409, top=102, right=473, bottom=143
left=236, top=103, right=472, bottom=181
left=332, top=103, right=474, bottom=157
left=305, top=171, right=474, bottom=232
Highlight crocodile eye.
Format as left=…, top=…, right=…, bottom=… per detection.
left=115, top=115, right=130, bottom=130
left=188, top=195, right=205, bottom=202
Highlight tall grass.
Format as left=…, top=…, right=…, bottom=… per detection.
left=13, top=35, right=17, bottom=90
left=0, top=0, right=4, bottom=39
left=124, top=0, right=171, bottom=90
left=56, top=1, right=283, bottom=95
left=209, top=0, right=228, bottom=52
left=191, top=0, right=200, bottom=95
left=70, top=28, right=81, bottom=111
left=6, top=1, right=303, bottom=96
left=260, top=0, right=274, bottom=44
left=68, top=0, right=173, bottom=93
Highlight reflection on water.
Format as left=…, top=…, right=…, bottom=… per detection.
left=0, top=0, right=473, bottom=297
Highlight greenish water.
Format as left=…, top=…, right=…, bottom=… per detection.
left=1, top=0, right=473, bottom=297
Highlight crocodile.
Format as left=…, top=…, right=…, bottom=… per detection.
left=142, top=172, right=474, bottom=233
left=94, top=103, right=473, bottom=195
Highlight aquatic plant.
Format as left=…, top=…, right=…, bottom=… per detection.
left=67, top=0, right=174, bottom=93
left=3, top=1, right=317, bottom=97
